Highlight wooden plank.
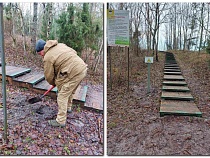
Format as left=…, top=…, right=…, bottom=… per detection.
left=73, top=85, right=82, bottom=101
left=165, top=63, right=178, bottom=65
left=84, top=102, right=103, bottom=111
left=165, top=66, right=180, bottom=69
left=160, top=100, right=202, bottom=117
left=164, top=69, right=181, bottom=72
left=162, top=85, right=190, bottom=92
left=163, top=81, right=187, bottom=86
left=81, top=86, right=88, bottom=102
left=0, top=66, right=30, bottom=77
left=163, top=75, right=185, bottom=80
left=13, top=73, right=45, bottom=85
left=83, top=87, right=103, bottom=111
left=32, top=80, right=57, bottom=98
left=72, top=86, right=88, bottom=103
left=164, top=67, right=180, bottom=69
left=5, top=66, right=26, bottom=73
left=13, top=72, right=35, bottom=82
left=161, top=91, right=194, bottom=100
left=0, top=66, right=18, bottom=74
left=23, top=74, right=44, bottom=84
left=164, top=72, right=182, bottom=75
left=33, top=80, right=49, bottom=90
left=165, top=65, right=178, bottom=67
left=165, top=61, right=177, bottom=63
left=33, top=80, right=86, bottom=103
left=9, top=69, right=31, bottom=77
left=165, top=62, right=177, bottom=65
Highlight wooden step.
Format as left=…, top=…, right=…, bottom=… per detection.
left=165, top=63, right=178, bottom=65
left=165, top=62, right=177, bottom=65
left=164, top=67, right=180, bottom=69
left=164, top=72, right=182, bottom=75
left=162, top=85, right=190, bottom=92
left=165, top=65, right=180, bottom=68
left=13, top=73, right=45, bottom=88
left=161, top=91, right=194, bottom=100
left=0, top=66, right=31, bottom=77
left=83, top=87, right=103, bottom=111
left=163, top=81, right=187, bottom=86
left=0, top=65, right=90, bottom=107
left=0, top=66, right=31, bottom=84
left=163, top=75, right=185, bottom=80
left=73, top=85, right=88, bottom=103
left=33, top=80, right=87, bottom=104
left=165, top=64, right=179, bottom=68
left=33, top=80, right=57, bottom=92
left=164, top=69, right=181, bottom=72
left=160, top=100, right=202, bottom=117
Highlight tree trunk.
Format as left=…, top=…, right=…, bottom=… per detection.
left=16, top=4, right=27, bottom=56
left=93, top=40, right=103, bottom=73
left=47, top=3, right=53, bottom=40
left=146, top=3, right=150, bottom=53
left=31, top=2, right=38, bottom=54
left=199, top=3, right=204, bottom=52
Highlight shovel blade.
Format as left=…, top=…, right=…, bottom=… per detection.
left=28, top=96, right=42, bottom=104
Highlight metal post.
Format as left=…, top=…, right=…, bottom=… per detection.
left=147, top=63, right=151, bottom=93
left=108, top=46, right=112, bottom=90
left=0, top=3, right=8, bottom=142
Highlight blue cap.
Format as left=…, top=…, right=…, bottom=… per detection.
left=35, top=39, right=46, bottom=52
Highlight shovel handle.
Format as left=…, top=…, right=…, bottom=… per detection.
left=41, top=85, right=55, bottom=98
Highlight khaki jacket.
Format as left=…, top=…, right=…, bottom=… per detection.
left=43, top=40, right=87, bottom=89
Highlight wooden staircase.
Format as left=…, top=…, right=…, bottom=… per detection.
left=160, top=52, right=202, bottom=117
left=0, top=64, right=91, bottom=109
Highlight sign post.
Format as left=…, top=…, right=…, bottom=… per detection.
left=107, top=10, right=129, bottom=46
left=107, top=9, right=130, bottom=90
left=145, top=57, right=153, bottom=93
left=0, top=3, right=7, bottom=143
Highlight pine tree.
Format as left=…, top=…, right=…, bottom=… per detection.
left=56, top=3, right=85, bottom=56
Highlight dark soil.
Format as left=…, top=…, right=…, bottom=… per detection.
left=0, top=85, right=103, bottom=155
left=107, top=50, right=210, bottom=155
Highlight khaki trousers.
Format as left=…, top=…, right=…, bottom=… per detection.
left=56, top=68, right=87, bottom=124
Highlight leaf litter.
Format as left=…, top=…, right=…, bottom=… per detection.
left=107, top=50, right=210, bottom=155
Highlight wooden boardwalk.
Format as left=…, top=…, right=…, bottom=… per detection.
left=160, top=52, right=202, bottom=117
left=0, top=65, right=103, bottom=111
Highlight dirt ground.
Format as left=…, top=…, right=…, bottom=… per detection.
left=0, top=81, right=103, bottom=155
left=107, top=50, right=210, bottom=155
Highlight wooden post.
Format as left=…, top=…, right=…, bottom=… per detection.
left=147, top=63, right=151, bottom=93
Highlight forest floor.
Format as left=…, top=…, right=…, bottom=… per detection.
left=0, top=34, right=103, bottom=155
left=107, top=49, right=210, bottom=155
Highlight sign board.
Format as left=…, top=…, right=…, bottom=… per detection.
left=107, top=10, right=129, bottom=46
left=145, top=57, right=153, bottom=63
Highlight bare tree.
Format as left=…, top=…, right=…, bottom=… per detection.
left=47, top=3, right=53, bottom=40
left=31, top=2, right=38, bottom=54
left=199, top=3, right=204, bottom=52
left=14, top=3, right=27, bottom=56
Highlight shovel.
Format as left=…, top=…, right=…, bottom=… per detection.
left=28, top=85, right=55, bottom=104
